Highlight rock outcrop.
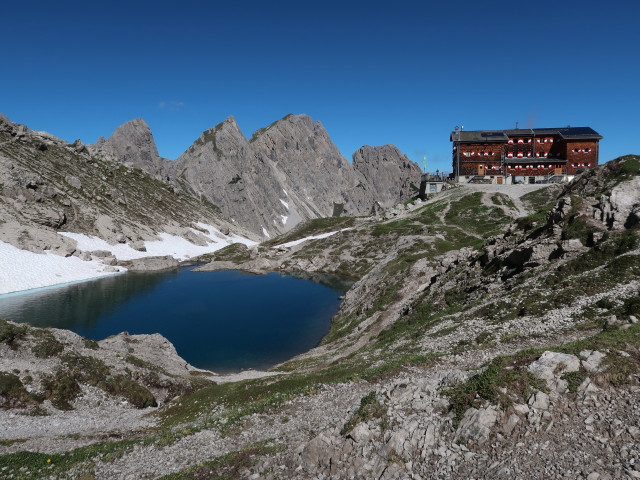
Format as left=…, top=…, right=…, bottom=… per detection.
left=352, top=145, right=422, bottom=208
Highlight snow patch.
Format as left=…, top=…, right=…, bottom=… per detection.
left=60, top=224, right=256, bottom=262
left=0, top=225, right=257, bottom=295
left=281, top=215, right=288, bottom=225
left=274, top=228, right=352, bottom=249
left=280, top=199, right=289, bottom=210
left=0, top=241, right=125, bottom=296
left=262, top=227, right=270, bottom=238
left=282, top=189, right=288, bottom=196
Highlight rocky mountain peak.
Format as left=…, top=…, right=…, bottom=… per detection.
left=173, top=113, right=424, bottom=235
left=89, top=118, right=164, bottom=178
left=352, top=145, right=423, bottom=208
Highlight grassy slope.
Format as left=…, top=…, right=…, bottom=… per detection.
left=3, top=157, right=640, bottom=478
left=0, top=132, right=222, bottom=234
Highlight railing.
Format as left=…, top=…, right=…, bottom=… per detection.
left=421, top=172, right=448, bottom=182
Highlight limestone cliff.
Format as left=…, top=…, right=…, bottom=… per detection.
left=250, top=114, right=379, bottom=221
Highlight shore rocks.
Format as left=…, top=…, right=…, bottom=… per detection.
left=119, top=255, right=179, bottom=271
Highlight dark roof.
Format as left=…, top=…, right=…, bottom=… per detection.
left=545, top=127, right=602, bottom=140
left=451, top=126, right=602, bottom=142
left=450, top=130, right=508, bottom=142
left=504, top=129, right=534, bottom=136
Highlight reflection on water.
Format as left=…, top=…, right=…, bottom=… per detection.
left=0, top=271, right=177, bottom=332
left=0, top=268, right=343, bottom=373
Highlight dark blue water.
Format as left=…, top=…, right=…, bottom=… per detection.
left=0, top=268, right=347, bottom=373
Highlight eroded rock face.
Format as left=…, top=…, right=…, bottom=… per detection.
left=172, top=117, right=288, bottom=237
left=595, top=176, right=640, bottom=229
left=352, top=145, right=422, bottom=208
left=250, top=114, right=379, bottom=220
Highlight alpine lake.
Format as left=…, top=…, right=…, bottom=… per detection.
left=0, top=267, right=352, bottom=373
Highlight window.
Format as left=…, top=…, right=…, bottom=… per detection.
left=573, top=149, right=579, bottom=153
left=508, top=139, right=514, bottom=144
left=518, top=139, right=524, bottom=144
left=584, top=148, right=591, bottom=153
left=464, top=152, right=471, bottom=157
left=537, top=138, right=542, bottom=143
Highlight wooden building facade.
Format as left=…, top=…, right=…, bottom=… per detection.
left=450, top=127, right=602, bottom=184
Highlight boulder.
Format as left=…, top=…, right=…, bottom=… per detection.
left=183, top=229, right=209, bottom=246
left=580, top=350, right=606, bottom=373
left=561, top=238, right=588, bottom=255
left=65, top=175, right=82, bottom=190
left=455, top=406, right=499, bottom=445
left=130, top=240, right=147, bottom=252
left=528, top=391, right=550, bottom=411
left=73, top=139, right=86, bottom=153
left=103, top=256, right=117, bottom=266
left=527, top=351, right=580, bottom=392
left=21, top=206, right=66, bottom=228
left=348, top=423, right=373, bottom=443
left=90, top=250, right=112, bottom=258
left=15, top=124, right=28, bottom=137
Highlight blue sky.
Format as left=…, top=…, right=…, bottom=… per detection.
left=2, top=1, right=638, bottom=173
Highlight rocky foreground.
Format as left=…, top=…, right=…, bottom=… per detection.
left=1, top=156, right=640, bottom=479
